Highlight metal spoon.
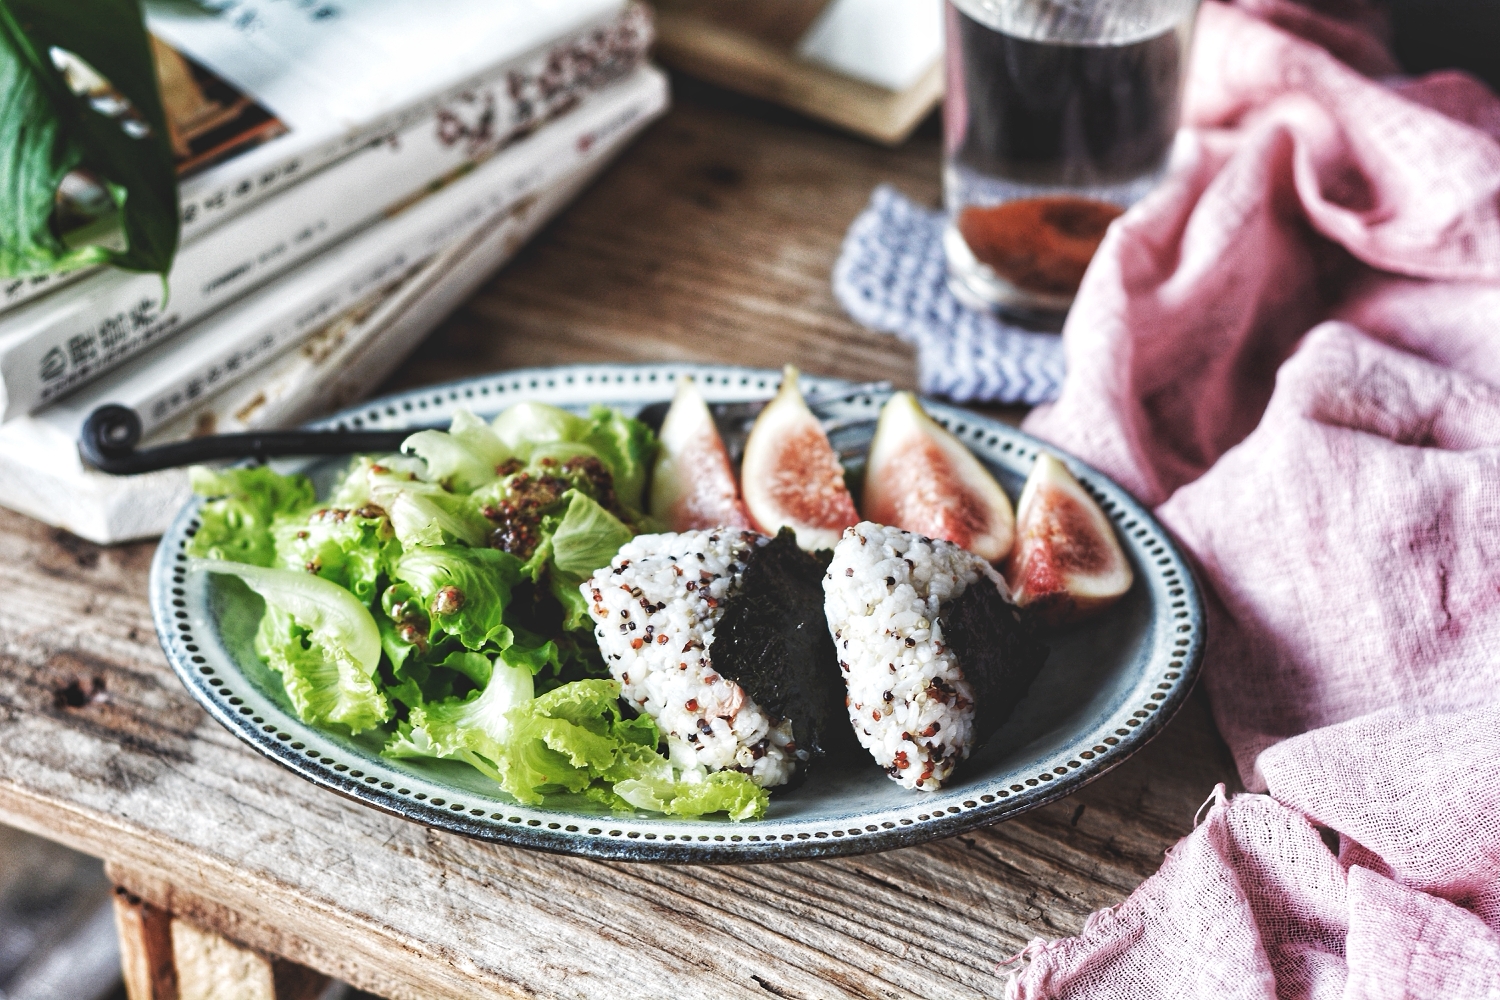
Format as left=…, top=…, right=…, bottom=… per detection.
left=79, top=381, right=891, bottom=476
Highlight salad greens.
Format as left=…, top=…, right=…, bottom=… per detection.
left=188, top=401, right=768, bottom=821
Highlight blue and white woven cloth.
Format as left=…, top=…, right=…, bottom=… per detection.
left=832, top=185, right=1066, bottom=405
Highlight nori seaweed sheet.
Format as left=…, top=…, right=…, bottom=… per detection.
left=713, top=528, right=852, bottom=762
left=940, top=579, right=1049, bottom=743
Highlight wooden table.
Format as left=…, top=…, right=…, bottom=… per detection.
left=0, top=76, right=1240, bottom=1000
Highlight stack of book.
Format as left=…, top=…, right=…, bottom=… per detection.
left=0, top=0, right=668, bottom=545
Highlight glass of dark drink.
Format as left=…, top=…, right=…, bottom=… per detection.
left=943, top=0, right=1200, bottom=321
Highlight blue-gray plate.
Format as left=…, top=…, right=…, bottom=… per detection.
left=150, top=363, right=1204, bottom=862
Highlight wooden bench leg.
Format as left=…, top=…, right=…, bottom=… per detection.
left=113, top=886, right=331, bottom=1000
left=114, top=888, right=176, bottom=1000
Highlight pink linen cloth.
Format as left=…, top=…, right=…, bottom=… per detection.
left=1009, top=3, right=1500, bottom=997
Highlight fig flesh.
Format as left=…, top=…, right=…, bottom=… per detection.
left=862, top=391, right=1015, bottom=562
left=649, top=380, right=753, bottom=532
left=1006, top=452, right=1133, bottom=625
left=740, top=366, right=859, bottom=551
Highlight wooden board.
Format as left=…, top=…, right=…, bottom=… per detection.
left=652, top=10, right=944, bottom=146
left=0, top=81, right=1236, bottom=999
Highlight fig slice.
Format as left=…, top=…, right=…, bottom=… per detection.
left=649, top=379, right=753, bottom=532
left=740, top=366, right=859, bottom=551
left=1006, top=452, right=1133, bottom=625
left=862, top=391, right=1015, bottom=562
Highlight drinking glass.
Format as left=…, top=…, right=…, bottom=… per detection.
left=943, top=0, right=1201, bottom=321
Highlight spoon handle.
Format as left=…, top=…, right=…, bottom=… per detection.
left=79, top=404, right=416, bottom=476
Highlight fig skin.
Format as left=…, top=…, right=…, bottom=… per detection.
left=862, top=391, right=1015, bottom=563
left=1005, top=452, right=1133, bottom=626
left=740, top=366, right=859, bottom=551
left=649, top=380, right=753, bottom=532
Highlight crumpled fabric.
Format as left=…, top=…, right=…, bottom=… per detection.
left=1009, top=2, right=1500, bottom=997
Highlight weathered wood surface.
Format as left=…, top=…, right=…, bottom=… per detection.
left=0, top=78, right=1238, bottom=999
left=389, top=77, right=930, bottom=397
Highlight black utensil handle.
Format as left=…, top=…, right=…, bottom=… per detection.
left=79, top=404, right=416, bottom=476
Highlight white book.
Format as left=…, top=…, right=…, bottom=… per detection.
left=154, top=0, right=634, bottom=238
left=43, top=68, right=666, bottom=442
left=0, top=78, right=656, bottom=546
left=0, top=1, right=651, bottom=316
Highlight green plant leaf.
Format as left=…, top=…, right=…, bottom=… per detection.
left=0, top=0, right=178, bottom=278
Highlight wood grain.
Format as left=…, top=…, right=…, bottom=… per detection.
left=384, top=76, right=937, bottom=398
left=0, top=79, right=1239, bottom=999
left=115, top=889, right=176, bottom=1000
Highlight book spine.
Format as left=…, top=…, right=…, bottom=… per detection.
left=165, top=151, right=607, bottom=447
left=0, top=270, right=83, bottom=315
left=47, top=68, right=670, bottom=443
left=0, top=53, right=663, bottom=422
left=173, top=3, right=653, bottom=244
left=0, top=2, right=652, bottom=324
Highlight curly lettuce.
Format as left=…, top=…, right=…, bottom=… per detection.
left=271, top=505, right=397, bottom=604
left=391, top=545, right=522, bottom=652
left=191, top=558, right=388, bottom=734
left=383, top=674, right=766, bottom=819
left=182, top=406, right=765, bottom=819
left=188, top=466, right=316, bottom=567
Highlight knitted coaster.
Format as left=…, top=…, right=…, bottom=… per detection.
left=832, top=185, right=1065, bottom=405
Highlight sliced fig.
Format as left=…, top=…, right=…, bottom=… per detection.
left=862, top=391, right=1015, bottom=562
left=649, top=380, right=753, bottom=532
left=740, top=366, right=859, bottom=551
left=1006, top=452, right=1133, bottom=625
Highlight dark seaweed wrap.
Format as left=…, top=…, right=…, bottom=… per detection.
left=713, top=528, right=851, bottom=762
left=941, top=580, right=1049, bottom=742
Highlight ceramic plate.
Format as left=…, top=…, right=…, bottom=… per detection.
left=151, top=363, right=1204, bottom=862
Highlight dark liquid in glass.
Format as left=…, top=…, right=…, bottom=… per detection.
left=947, top=4, right=1187, bottom=188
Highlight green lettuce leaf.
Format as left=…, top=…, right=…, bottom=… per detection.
left=324, top=455, right=425, bottom=508
left=188, top=465, right=317, bottom=567
left=490, top=401, right=586, bottom=458
left=548, top=568, right=592, bottom=633
left=610, top=771, right=769, bottom=821
left=192, top=558, right=388, bottom=733
left=448, top=408, right=511, bottom=469
left=500, top=628, right=563, bottom=677
left=488, top=401, right=656, bottom=514
left=371, top=477, right=489, bottom=549
left=384, top=652, right=534, bottom=766
left=488, top=679, right=658, bottom=804
left=550, top=491, right=632, bottom=577
left=271, top=506, right=397, bottom=604
left=253, top=606, right=388, bottom=735
left=517, top=532, right=555, bottom=583
left=402, top=425, right=501, bottom=494
left=580, top=405, right=656, bottom=513
left=391, top=546, right=521, bottom=652
left=438, top=649, right=493, bottom=688
left=377, top=617, right=477, bottom=711
left=0, top=0, right=177, bottom=277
